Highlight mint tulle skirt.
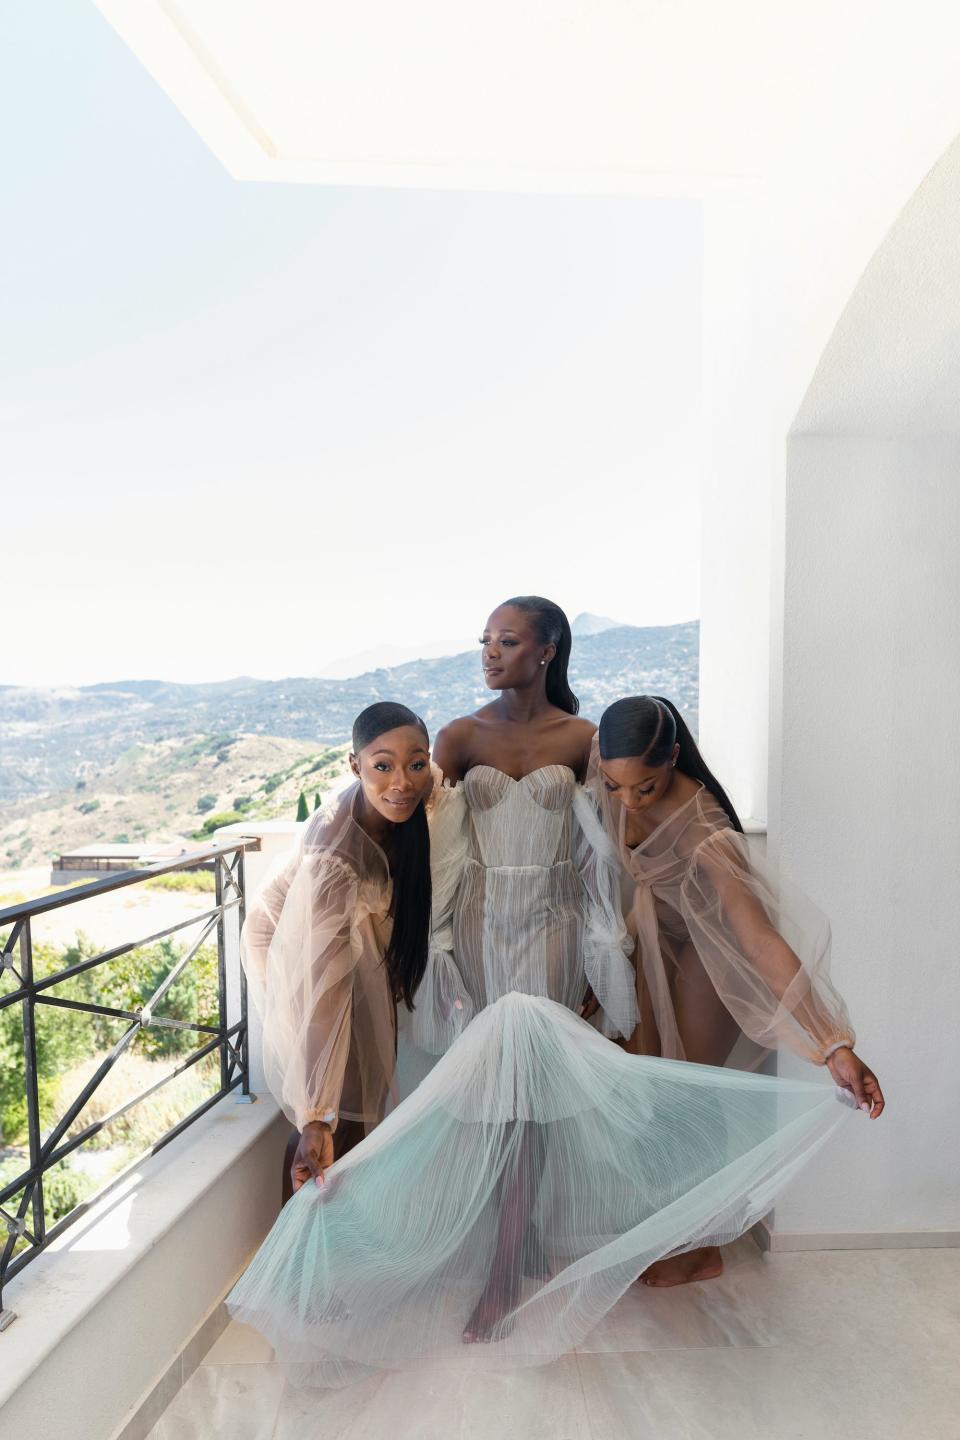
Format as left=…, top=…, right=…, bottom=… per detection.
left=228, top=992, right=851, bottom=1387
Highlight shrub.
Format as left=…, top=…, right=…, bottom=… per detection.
left=192, top=810, right=245, bottom=838
left=44, top=1165, right=98, bottom=1223
left=144, top=871, right=216, bottom=894
left=306, top=748, right=344, bottom=774
left=50, top=1046, right=219, bottom=1151
left=0, top=936, right=220, bottom=1146
left=196, top=794, right=218, bottom=814
left=232, top=795, right=252, bottom=811
left=76, top=800, right=101, bottom=815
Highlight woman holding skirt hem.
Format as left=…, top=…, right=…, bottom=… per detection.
left=239, top=703, right=434, bottom=1200
left=592, top=694, right=885, bottom=1286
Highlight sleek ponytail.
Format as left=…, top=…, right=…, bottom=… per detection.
left=502, top=595, right=579, bottom=714
left=598, top=695, right=743, bottom=833
left=352, top=702, right=432, bottom=1008
left=383, top=802, right=431, bottom=1009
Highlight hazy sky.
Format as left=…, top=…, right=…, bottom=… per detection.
left=2, top=1, right=702, bottom=687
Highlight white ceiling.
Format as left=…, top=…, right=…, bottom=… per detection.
left=95, top=2, right=960, bottom=195
left=94, top=2, right=960, bottom=427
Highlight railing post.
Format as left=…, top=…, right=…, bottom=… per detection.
left=213, top=820, right=302, bottom=1102
left=21, top=918, right=44, bottom=1258
left=215, top=855, right=229, bottom=1097
left=237, top=849, right=251, bottom=1100
left=2, top=919, right=44, bottom=1328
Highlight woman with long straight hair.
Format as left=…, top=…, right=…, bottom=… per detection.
left=594, top=694, right=884, bottom=1284
left=414, top=594, right=635, bottom=1046
left=239, top=701, right=433, bottom=1197
left=229, top=608, right=868, bottom=1390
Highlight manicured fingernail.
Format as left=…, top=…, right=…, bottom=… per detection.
left=316, top=1175, right=324, bottom=1185
left=860, top=1103, right=871, bottom=1113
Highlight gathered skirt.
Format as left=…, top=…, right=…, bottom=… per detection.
left=228, top=991, right=852, bottom=1387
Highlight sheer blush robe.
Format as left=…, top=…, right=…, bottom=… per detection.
left=240, top=784, right=397, bottom=1133
left=590, top=752, right=854, bottom=1069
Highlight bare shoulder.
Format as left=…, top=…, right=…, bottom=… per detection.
left=431, top=715, right=477, bottom=783
left=434, top=714, right=478, bottom=745
left=556, top=712, right=597, bottom=779
left=565, top=714, right=597, bottom=742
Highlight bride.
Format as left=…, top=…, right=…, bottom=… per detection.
left=228, top=597, right=862, bottom=1384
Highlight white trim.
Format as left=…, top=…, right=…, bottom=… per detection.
left=752, top=1219, right=960, bottom=1252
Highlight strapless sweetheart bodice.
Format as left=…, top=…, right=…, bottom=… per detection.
left=463, top=764, right=575, bottom=868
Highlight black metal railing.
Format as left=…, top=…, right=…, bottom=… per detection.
left=0, top=838, right=259, bottom=1325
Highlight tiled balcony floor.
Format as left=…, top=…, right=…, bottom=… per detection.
left=148, top=1238, right=960, bottom=1439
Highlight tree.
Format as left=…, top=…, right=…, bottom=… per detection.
left=313, top=792, right=322, bottom=810
left=296, top=791, right=309, bottom=822
left=196, top=794, right=218, bottom=814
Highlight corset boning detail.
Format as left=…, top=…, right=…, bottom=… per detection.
left=454, top=766, right=585, bottom=1009
left=463, top=764, right=572, bottom=868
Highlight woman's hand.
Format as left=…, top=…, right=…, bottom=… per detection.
left=291, top=1121, right=335, bottom=1191
left=579, top=985, right=600, bottom=1021
left=825, top=1047, right=885, bottom=1118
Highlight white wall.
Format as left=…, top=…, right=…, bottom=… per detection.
left=771, top=437, right=960, bottom=1236
left=699, top=192, right=780, bottom=823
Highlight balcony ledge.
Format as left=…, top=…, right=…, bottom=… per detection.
left=0, top=1093, right=288, bottom=1440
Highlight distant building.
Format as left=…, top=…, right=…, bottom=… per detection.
left=50, top=843, right=211, bottom=886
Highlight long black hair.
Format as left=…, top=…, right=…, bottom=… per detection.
left=598, top=695, right=744, bottom=833
left=501, top=595, right=579, bottom=714
left=352, top=702, right=432, bottom=1010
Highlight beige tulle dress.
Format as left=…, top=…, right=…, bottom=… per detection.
left=239, top=782, right=398, bottom=1135
left=590, top=749, right=855, bottom=1071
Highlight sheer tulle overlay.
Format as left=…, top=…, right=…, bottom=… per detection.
left=229, top=769, right=854, bottom=1386
left=588, top=741, right=855, bottom=1069
left=411, top=766, right=637, bottom=1050
left=240, top=784, right=396, bottom=1132
left=228, top=990, right=853, bottom=1384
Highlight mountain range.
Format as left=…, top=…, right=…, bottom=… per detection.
left=0, top=621, right=698, bottom=867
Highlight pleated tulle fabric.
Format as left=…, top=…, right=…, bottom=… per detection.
left=229, top=766, right=855, bottom=1387
left=410, top=766, right=637, bottom=1053
left=227, top=990, right=854, bottom=1385
left=240, top=784, right=397, bottom=1132
left=587, top=741, right=855, bottom=1068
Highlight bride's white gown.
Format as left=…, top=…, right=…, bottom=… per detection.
left=227, top=768, right=853, bottom=1386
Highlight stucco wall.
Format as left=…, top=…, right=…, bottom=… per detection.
left=772, top=436, right=960, bottom=1235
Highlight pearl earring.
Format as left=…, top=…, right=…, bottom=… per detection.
left=540, top=660, right=546, bottom=666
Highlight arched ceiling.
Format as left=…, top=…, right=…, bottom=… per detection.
left=793, top=134, right=960, bottom=436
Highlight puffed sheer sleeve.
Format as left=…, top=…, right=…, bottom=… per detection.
left=680, top=828, right=856, bottom=1064
left=241, top=848, right=364, bottom=1131
left=409, top=778, right=474, bottom=1053
left=571, top=785, right=638, bottom=1040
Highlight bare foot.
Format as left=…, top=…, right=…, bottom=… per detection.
left=462, top=1269, right=522, bottom=1344
left=639, top=1246, right=724, bottom=1288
